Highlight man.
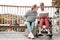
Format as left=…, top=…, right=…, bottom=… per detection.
left=38, top=3, right=50, bottom=35
left=24, top=4, right=38, bottom=39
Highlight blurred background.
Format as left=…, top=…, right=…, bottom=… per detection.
left=0, top=0, right=59, bottom=33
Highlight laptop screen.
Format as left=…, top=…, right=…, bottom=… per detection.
left=39, top=13, right=49, bottom=18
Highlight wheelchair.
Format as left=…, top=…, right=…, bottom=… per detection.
left=35, top=17, right=53, bottom=38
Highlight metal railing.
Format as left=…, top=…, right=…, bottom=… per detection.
left=0, top=5, right=59, bottom=32
left=0, top=5, right=57, bottom=24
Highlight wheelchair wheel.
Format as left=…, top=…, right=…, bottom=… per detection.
left=35, top=33, right=38, bottom=37
left=35, top=29, right=39, bottom=37
left=49, top=35, right=52, bottom=38
left=49, top=22, right=53, bottom=39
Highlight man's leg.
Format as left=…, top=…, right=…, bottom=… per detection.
left=26, top=21, right=32, bottom=38
left=31, top=22, right=35, bottom=31
left=26, top=21, right=31, bottom=32
left=26, top=21, right=34, bottom=39
left=39, top=18, right=44, bottom=34
left=30, top=22, right=35, bottom=38
left=45, top=18, right=50, bottom=34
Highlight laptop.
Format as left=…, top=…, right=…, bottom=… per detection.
left=39, top=13, right=49, bottom=18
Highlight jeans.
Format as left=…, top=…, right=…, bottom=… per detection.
left=26, top=21, right=35, bottom=32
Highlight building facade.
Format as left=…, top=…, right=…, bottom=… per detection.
left=0, top=14, right=24, bottom=24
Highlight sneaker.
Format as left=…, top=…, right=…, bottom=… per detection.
left=48, top=31, right=51, bottom=34
left=30, top=32, right=35, bottom=39
left=46, top=32, right=51, bottom=36
left=38, top=31, right=43, bottom=36
left=28, top=33, right=31, bottom=39
left=38, top=34, right=43, bottom=36
left=46, top=34, right=51, bottom=36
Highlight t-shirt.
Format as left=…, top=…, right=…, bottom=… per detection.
left=37, top=8, right=49, bottom=17
left=24, top=10, right=37, bottom=22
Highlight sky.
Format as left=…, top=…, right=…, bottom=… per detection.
left=0, top=0, right=53, bottom=16
left=0, top=0, right=52, bottom=6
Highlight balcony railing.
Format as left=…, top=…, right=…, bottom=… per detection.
left=0, top=5, right=59, bottom=24
left=0, top=5, right=59, bottom=32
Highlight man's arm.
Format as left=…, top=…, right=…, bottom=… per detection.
left=24, top=11, right=29, bottom=21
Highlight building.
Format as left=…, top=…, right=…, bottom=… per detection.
left=52, top=0, right=60, bottom=6
left=0, top=14, right=24, bottom=24
left=0, top=14, right=25, bottom=32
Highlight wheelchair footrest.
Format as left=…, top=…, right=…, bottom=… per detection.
left=41, top=30, right=48, bottom=34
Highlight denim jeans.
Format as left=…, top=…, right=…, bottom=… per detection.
left=26, top=21, right=35, bottom=32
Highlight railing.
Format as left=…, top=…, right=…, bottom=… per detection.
left=0, top=5, right=59, bottom=32
left=0, top=5, right=32, bottom=24
left=0, top=5, right=58, bottom=24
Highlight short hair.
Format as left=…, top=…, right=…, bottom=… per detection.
left=31, top=4, right=37, bottom=10
left=40, top=3, right=44, bottom=6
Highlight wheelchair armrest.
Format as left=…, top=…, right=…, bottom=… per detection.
left=38, top=21, right=40, bottom=24
left=49, top=17, right=52, bottom=21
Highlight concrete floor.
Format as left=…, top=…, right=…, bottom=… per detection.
left=0, top=32, right=60, bottom=40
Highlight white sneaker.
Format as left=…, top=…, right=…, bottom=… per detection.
left=30, top=32, right=34, bottom=39
left=38, top=31, right=43, bottom=36
left=28, top=33, right=31, bottom=38
left=38, top=31, right=41, bottom=34
left=45, top=29, right=48, bottom=31
left=48, top=31, right=50, bottom=34
left=46, top=31, right=51, bottom=36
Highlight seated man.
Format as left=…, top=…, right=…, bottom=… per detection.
left=24, top=4, right=38, bottom=39
left=37, top=3, right=50, bottom=35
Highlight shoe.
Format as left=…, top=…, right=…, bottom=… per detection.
left=28, top=37, right=31, bottom=39
left=31, top=37, right=35, bottom=39
left=38, top=34, right=43, bottom=36
left=38, top=32, right=43, bottom=36
left=46, top=32, right=51, bottom=36
left=28, top=33, right=31, bottom=39
left=46, top=34, right=52, bottom=36
left=30, top=32, right=35, bottom=39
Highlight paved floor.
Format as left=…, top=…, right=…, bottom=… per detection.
left=0, top=32, right=60, bottom=40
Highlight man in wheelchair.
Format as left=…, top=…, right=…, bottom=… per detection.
left=38, top=17, right=52, bottom=36
left=37, top=3, right=52, bottom=36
